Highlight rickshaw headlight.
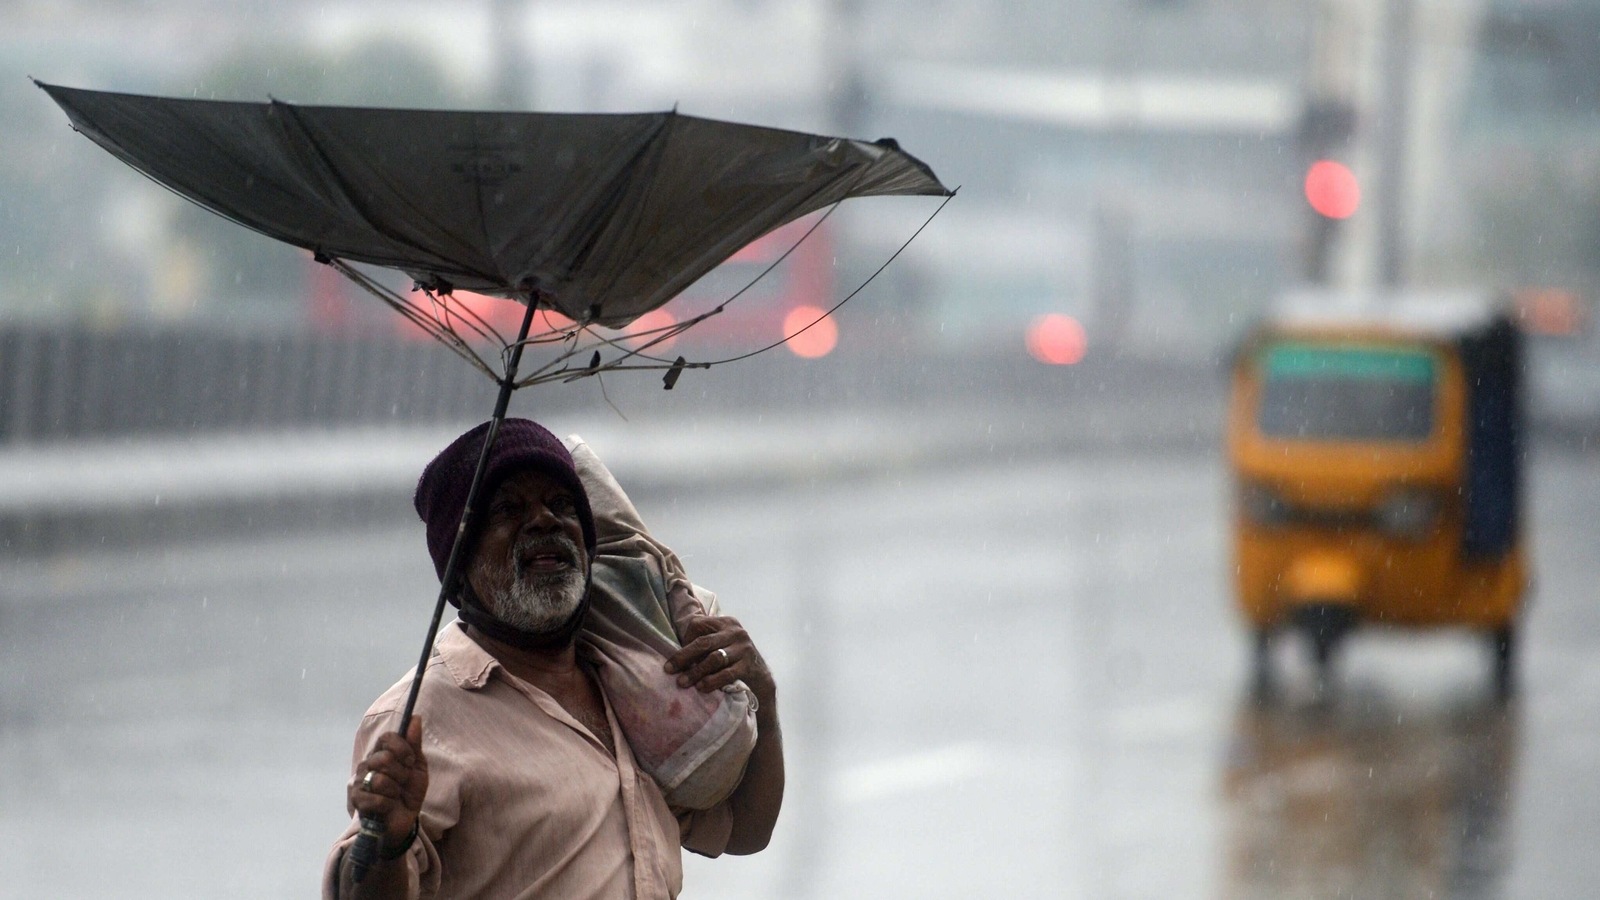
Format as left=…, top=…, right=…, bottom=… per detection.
left=1240, top=481, right=1291, bottom=527
left=1376, top=488, right=1439, bottom=539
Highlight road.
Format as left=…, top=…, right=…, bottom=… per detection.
left=2, top=442, right=1598, bottom=898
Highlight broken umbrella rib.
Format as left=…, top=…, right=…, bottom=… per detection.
left=327, top=258, right=501, bottom=381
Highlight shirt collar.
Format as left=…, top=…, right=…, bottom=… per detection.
left=436, top=620, right=499, bottom=690
left=435, top=619, right=604, bottom=691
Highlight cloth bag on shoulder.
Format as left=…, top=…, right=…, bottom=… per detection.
left=564, top=435, right=759, bottom=810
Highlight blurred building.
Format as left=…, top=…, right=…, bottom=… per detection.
left=3, top=0, right=1599, bottom=369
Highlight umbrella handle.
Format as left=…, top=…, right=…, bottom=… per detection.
left=348, top=816, right=387, bottom=883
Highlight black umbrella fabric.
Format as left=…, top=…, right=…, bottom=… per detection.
left=38, top=82, right=948, bottom=327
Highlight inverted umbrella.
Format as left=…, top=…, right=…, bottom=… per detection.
left=39, top=81, right=950, bottom=878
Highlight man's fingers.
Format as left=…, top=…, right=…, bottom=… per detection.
left=354, top=718, right=428, bottom=803
left=668, top=615, right=741, bottom=662
left=677, top=640, right=755, bottom=690
left=663, top=615, right=772, bottom=696
left=352, top=787, right=397, bottom=818
left=351, top=786, right=415, bottom=845
left=665, top=631, right=725, bottom=674
left=677, top=615, right=724, bottom=642
left=357, top=759, right=416, bottom=796
left=374, top=731, right=417, bottom=768
left=693, top=667, right=744, bottom=693
left=668, top=631, right=740, bottom=679
left=344, top=720, right=429, bottom=849
left=358, top=769, right=399, bottom=799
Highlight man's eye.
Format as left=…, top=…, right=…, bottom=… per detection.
left=549, top=496, right=575, bottom=513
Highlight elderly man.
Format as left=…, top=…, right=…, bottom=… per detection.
left=324, top=418, right=784, bottom=899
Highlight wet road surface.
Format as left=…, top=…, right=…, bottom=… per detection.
left=2, top=443, right=1598, bottom=898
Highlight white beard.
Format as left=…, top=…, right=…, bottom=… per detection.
left=474, top=535, right=587, bottom=633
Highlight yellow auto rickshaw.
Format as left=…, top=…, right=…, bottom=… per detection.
left=1228, top=294, right=1528, bottom=695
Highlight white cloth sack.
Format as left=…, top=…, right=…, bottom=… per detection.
left=565, top=435, right=759, bottom=810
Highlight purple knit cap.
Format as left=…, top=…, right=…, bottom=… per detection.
left=414, top=418, right=597, bottom=583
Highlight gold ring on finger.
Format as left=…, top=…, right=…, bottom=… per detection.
left=362, top=771, right=377, bottom=791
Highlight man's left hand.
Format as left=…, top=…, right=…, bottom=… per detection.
left=665, top=615, right=774, bottom=703
left=668, top=614, right=785, bottom=855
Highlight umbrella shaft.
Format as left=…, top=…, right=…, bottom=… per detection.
left=353, top=297, right=539, bottom=884
left=399, top=297, right=540, bottom=732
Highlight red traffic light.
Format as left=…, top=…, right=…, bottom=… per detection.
left=1305, top=160, right=1360, bottom=219
left=1026, top=314, right=1087, bottom=365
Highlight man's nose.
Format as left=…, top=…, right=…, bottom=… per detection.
left=520, top=503, right=563, bottom=533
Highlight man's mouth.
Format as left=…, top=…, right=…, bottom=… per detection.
left=516, top=541, right=576, bottom=574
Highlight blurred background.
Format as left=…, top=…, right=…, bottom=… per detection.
left=2, top=0, right=1599, bottom=897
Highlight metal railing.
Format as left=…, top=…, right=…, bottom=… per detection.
left=0, top=324, right=544, bottom=444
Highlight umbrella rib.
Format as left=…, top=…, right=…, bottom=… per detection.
left=519, top=360, right=686, bottom=388
left=513, top=342, right=587, bottom=385
left=707, top=201, right=840, bottom=316
left=701, top=188, right=957, bottom=366
left=506, top=198, right=843, bottom=388
left=421, top=288, right=510, bottom=350
left=595, top=314, right=702, bottom=364
left=510, top=309, right=718, bottom=388
left=329, top=259, right=500, bottom=381
left=332, top=260, right=454, bottom=341
left=523, top=312, right=731, bottom=386
left=523, top=188, right=933, bottom=387
left=505, top=311, right=596, bottom=384
left=330, top=260, right=554, bottom=382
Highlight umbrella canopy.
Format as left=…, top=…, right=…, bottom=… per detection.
left=38, top=82, right=949, bottom=328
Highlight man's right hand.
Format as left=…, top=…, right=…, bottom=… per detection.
left=350, top=716, right=429, bottom=855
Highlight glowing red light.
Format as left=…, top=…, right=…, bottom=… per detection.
left=624, top=308, right=679, bottom=351
left=1304, top=160, right=1360, bottom=219
left=782, top=305, right=838, bottom=358
left=1026, top=314, right=1087, bottom=365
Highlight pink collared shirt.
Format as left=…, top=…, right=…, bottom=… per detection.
left=323, top=622, right=733, bottom=899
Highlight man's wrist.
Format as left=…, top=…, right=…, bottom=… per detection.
left=742, top=670, right=775, bottom=705
left=754, top=690, right=779, bottom=727
left=379, top=819, right=419, bottom=860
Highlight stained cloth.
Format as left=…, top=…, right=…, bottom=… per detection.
left=322, top=622, right=733, bottom=900
left=566, top=435, right=757, bottom=810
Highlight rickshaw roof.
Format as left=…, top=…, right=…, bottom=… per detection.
left=1265, top=288, right=1509, bottom=340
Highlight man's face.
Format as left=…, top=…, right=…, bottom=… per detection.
left=466, top=468, right=589, bottom=634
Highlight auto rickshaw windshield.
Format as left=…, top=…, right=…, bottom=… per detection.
left=1255, top=342, right=1438, bottom=442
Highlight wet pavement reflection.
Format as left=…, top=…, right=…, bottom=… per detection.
left=1221, top=685, right=1517, bottom=900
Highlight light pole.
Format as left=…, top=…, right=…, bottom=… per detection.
left=490, top=0, right=533, bottom=109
